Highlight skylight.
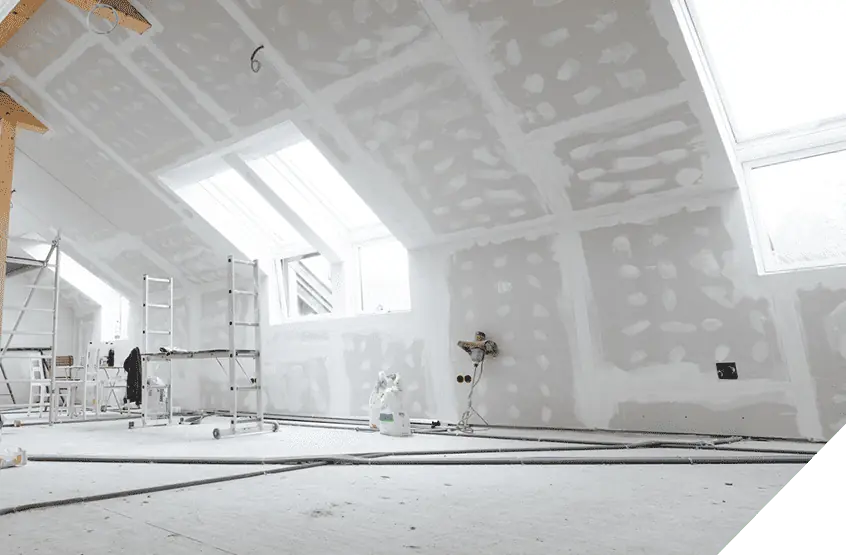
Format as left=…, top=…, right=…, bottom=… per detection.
left=747, top=150, right=846, bottom=271
left=167, top=168, right=307, bottom=260
left=23, top=244, right=129, bottom=341
left=359, top=240, right=410, bottom=313
left=243, top=134, right=382, bottom=233
left=689, top=0, right=846, bottom=140
left=681, top=0, right=846, bottom=274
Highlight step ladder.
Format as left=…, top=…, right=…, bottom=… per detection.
left=140, top=274, right=173, bottom=427
left=0, top=235, right=60, bottom=423
left=213, top=256, right=275, bottom=439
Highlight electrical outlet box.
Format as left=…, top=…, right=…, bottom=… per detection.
left=716, top=362, right=738, bottom=380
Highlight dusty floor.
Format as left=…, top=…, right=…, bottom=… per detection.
left=0, top=417, right=811, bottom=554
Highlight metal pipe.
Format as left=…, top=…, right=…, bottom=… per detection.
left=27, top=443, right=814, bottom=466
left=0, top=462, right=327, bottom=516
left=48, top=238, right=60, bottom=426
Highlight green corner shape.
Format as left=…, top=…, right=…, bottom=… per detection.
left=722, top=430, right=846, bottom=555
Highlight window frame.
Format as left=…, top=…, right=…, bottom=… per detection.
left=676, top=0, right=846, bottom=274
left=357, top=237, right=412, bottom=315
left=160, top=120, right=410, bottom=321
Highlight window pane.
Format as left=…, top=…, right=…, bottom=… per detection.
left=748, top=149, right=846, bottom=271
left=173, top=169, right=305, bottom=259
left=245, top=138, right=381, bottom=231
left=692, top=0, right=846, bottom=139
left=359, top=241, right=410, bottom=313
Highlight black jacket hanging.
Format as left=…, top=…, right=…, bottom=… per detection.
left=124, top=347, right=142, bottom=406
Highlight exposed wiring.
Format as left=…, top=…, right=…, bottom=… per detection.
left=5, top=450, right=811, bottom=515
left=87, top=3, right=120, bottom=35
left=456, top=360, right=489, bottom=433
left=250, top=45, right=265, bottom=73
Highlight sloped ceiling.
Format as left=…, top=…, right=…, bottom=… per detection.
left=0, top=0, right=734, bottom=296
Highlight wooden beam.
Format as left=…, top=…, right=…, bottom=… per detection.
left=0, top=118, right=17, bottom=337
left=0, top=90, right=47, bottom=134
left=63, top=0, right=150, bottom=34
left=0, top=0, right=46, bottom=49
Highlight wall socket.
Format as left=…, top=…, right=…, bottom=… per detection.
left=716, top=362, right=738, bottom=380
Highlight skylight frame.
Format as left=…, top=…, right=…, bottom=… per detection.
left=685, top=0, right=846, bottom=145
left=677, top=0, right=846, bottom=275
left=238, top=126, right=386, bottom=240
left=164, top=167, right=310, bottom=261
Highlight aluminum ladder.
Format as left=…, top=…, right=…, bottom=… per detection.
left=140, top=274, right=173, bottom=427
left=0, top=235, right=60, bottom=423
left=213, top=256, right=277, bottom=439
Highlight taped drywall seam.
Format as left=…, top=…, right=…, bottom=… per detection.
left=214, top=0, right=436, bottom=248
left=418, top=0, right=573, bottom=216
left=34, top=32, right=99, bottom=88
left=143, top=43, right=238, bottom=136
left=319, top=32, right=448, bottom=104
left=770, top=293, right=824, bottom=439
left=571, top=186, right=734, bottom=232
left=553, top=231, right=614, bottom=427
left=0, top=56, right=238, bottom=264
left=527, top=86, right=689, bottom=146
left=103, top=42, right=216, bottom=148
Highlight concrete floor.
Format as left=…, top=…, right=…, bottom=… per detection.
left=0, top=418, right=810, bottom=554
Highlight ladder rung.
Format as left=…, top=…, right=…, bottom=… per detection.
left=3, top=306, right=55, bottom=313
left=1, top=330, right=53, bottom=336
left=145, top=303, right=171, bottom=309
left=144, top=276, right=171, bottom=284
left=144, top=330, right=172, bottom=335
left=0, top=354, right=51, bottom=359
left=23, top=285, right=55, bottom=290
left=231, top=289, right=257, bottom=296
left=232, top=321, right=259, bottom=327
left=233, top=417, right=260, bottom=425
left=234, top=385, right=259, bottom=391
left=229, top=257, right=255, bottom=266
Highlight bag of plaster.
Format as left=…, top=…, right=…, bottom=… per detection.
left=379, top=374, right=411, bottom=437
left=0, top=414, right=27, bottom=469
left=368, top=372, right=389, bottom=429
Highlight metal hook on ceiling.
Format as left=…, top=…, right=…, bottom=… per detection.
left=250, top=45, right=265, bottom=74
left=87, top=2, right=120, bottom=36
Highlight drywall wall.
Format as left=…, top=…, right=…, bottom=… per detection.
left=0, top=0, right=843, bottom=441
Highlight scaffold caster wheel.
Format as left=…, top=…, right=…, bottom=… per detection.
left=213, top=428, right=221, bottom=440
left=128, top=421, right=135, bottom=429
left=271, top=422, right=279, bottom=432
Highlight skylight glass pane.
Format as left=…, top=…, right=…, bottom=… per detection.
left=174, top=169, right=305, bottom=259
left=748, top=149, right=846, bottom=271
left=359, top=240, right=410, bottom=313
left=246, top=139, right=381, bottom=231
left=692, top=0, right=846, bottom=140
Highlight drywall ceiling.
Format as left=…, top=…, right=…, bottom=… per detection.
left=0, top=0, right=734, bottom=295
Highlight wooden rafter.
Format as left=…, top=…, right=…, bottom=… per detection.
left=0, top=89, right=47, bottom=336
left=0, top=0, right=150, bottom=50
left=63, top=0, right=150, bottom=35
left=0, top=0, right=46, bottom=49
left=0, top=90, right=47, bottom=134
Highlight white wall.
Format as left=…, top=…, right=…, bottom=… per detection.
left=159, top=189, right=839, bottom=442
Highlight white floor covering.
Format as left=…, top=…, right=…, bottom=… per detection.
left=0, top=418, right=812, bottom=554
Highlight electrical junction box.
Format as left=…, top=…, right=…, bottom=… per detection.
left=716, top=362, right=738, bottom=380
